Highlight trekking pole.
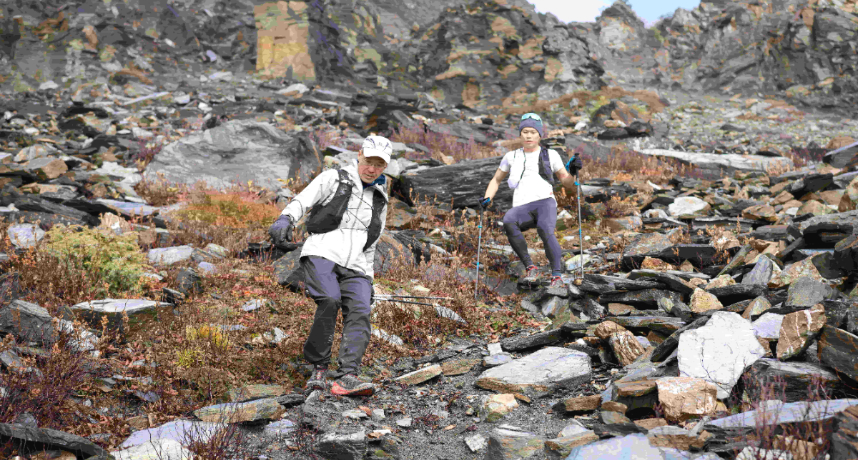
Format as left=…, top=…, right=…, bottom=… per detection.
left=374, top=295, right=454, bottom=301
left=475, top=206, right=484, bottom=299
left=575, top=172, right=585, bottom=282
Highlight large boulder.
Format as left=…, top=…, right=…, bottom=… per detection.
left=475, top=347, right=591, bottom=396
left=678, top=312, right=766, bottom=399
left=144, top=120, right=321, bottom=191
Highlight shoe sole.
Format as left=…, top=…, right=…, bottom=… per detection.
left=330, top=382, right=375, bottom=396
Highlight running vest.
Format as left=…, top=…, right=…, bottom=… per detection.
left=507, top=147, right=555, bottom=189
left=305, top=168, right=386, bottom=252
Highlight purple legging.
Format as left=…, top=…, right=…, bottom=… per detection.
left=502, top=197, right=563, bottom=276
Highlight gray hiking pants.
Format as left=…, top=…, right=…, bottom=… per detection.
left=502, top=197, right=563, bottom=276
left=301, top=256, right=372, bottom=375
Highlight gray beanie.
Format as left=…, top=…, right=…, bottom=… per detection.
left=519, top=117, right=544, bottom=138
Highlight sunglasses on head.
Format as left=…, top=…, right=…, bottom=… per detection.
left=521, top=113, right=542, bottom=121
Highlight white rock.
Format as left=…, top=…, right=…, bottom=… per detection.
left=465, top=433, right=487, bottom=452
left=38, top=81, right=59, bottom=91
left=679, top=312, right=767, bottom=399
left=668, top=196, right=709, bottom=217
left=475, top=347, right=591, bottom=395
left=7, top=224, right=45, bottom=249
left=112, top=438, right=194, bottom=460
left=278, top=83, right=309, bottom=95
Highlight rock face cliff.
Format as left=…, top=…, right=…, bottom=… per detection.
left=653, top=0, right=858, bottom=107
left=2, top=0, right=857, bottom=108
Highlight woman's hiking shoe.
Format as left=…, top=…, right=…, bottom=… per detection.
left=549, top=276, right=564, bottom=289
left=304, top=365, right=328, bottom=394
left=331, top=374, right=375, bottom=396
left=521, top=265, right=541, bottom=284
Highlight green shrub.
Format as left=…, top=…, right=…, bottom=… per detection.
left=45, top=225, right=149, bottom=295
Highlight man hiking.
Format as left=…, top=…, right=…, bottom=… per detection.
left=269, top=135, right=392, bottom=396
left=480, top=113, right=583, bottom=288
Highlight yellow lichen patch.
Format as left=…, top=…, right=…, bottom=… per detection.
left=447, top=47, right=494, bottom=63
left=491, top=16, right=517, bottom=38
left=544, top=57, right=563, bottom=82
left=498, top=64, right=518, bottom=78
left=435, top=67, right=467, bottom=80
left=462, top=81, right=481, bottom=108
left=519, top=36, right=545, bottom=60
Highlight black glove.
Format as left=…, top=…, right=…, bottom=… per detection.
left=268, top=215, right=293, bottom=247
left=479, top=197, right=492, bottom=210
left=565, top=155, right=583, bottom=175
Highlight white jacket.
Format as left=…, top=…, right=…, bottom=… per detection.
left=280, top=160, right=389, bottom=279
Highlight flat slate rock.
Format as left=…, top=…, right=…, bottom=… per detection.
left=584, top=274, right=663, bottom=291
left=746, top=359, right=840, bottom=402
left=501, top=328, right=565, bottom=352
left=706, top=284, right=768, bottom=304
left=566, top=433, right=699, bottom=460
left=599, top=289, right=683, bottom=308
left=610, top=316, right=685, bottom=335
left=475, top=347, right=591, bottom=395
left=706, top=399, right=858, bottom=431
left=0, top=423, right=108, bottom=458
left=120, top=420, right=225, bottom=449
left=627, top=269, right=711, bottom=281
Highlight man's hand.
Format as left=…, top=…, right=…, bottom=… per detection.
left=479, top=197, right=492, bottom=210
left=565, top=155, right=583, bottom=175
left=268, top=215, right=294, bottom=247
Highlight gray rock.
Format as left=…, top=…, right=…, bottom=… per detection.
left=678, top=312, right=766, bottom=399
left=786, top=276, right=834, bottom=308
left=70, top=299, right=172, bottom=334
left=501, top=329, right=564, bottom=352
left=148, top=246, right=196, bottom=266
left=0, top=423, right=108, bottom=458
left=0, top=300, right=57, bottom=345
left=144, top=120, right=321, bottom=191
left=193, top=397, right=285, bottom=423
left=485, top=425, right=544, bottom=459
left=599, top=289, right=682, bottom=309
left=316, top=431, right=367, bottom=460
left=483, top=354, right=514, bottom=368
left=745, top=359, right=840, bottom=402
left=475, top=347, right=592, bottom=395
left=611, top=316, right=685, bottom=335
left=241, top=299, right=271, bottom=312
left=752, top=313, right=784, bottom=341
left=742, top=257, right=774, bottom=286
left=465, top=433, right=487, bottom=452
left=640, top=149, right=793, bottom=174
left=6, top=224, right=45, bottom=249
left=824, top=140, right=858, bottom=168
left=706, top=399, right=858, bottom=431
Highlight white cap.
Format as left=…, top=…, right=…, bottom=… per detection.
left=361, top=135, right=392, bottom=163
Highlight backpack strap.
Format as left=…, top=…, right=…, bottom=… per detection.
left=539, top=147, right=555, bottom=185
left=363, top=188, right=387, bottom=252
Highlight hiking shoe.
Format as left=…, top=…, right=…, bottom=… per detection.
left=331, top=374, right=375, bottom=397
left=304, top=365, right=328, bottom=394
left=521, top=265, right=541, bottom=283
left=549, top=276, right=564, bottom=289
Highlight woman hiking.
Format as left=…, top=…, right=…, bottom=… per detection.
left=480, top=113, right=583, bottom=288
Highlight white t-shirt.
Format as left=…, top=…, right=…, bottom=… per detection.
left=499, top=148, right=565, bottom=208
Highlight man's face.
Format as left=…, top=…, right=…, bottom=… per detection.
left=358, top=151, right=387, bottom=183
left=520, top=127, right=541, bottom=149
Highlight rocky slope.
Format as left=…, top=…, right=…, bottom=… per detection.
left=0, top=1, right=858, bottom=460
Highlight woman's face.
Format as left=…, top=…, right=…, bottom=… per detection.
left=520, top=127, right=541, bottom=150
